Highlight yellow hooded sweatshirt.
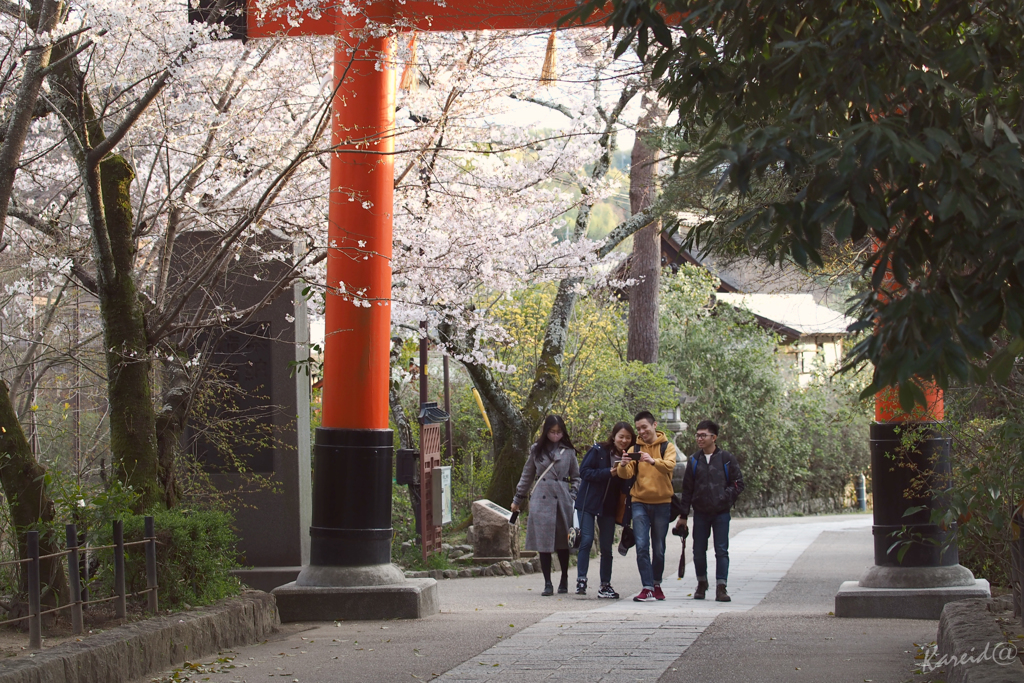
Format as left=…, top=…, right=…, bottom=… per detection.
left=615, top=430, right=677, bottom=505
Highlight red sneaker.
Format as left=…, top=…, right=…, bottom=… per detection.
left=633, top=588, right=656, bottom=602
left=653, top=585, right=666, bottom=601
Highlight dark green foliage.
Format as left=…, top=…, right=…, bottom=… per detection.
left=568, top=0, right=1024, bottom=408
left=113, top=508, right=241, bottom=610
left=939, top=359, right=1024, bottom=586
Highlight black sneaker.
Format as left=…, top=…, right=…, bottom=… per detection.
left=541, top=582, right=554, bottom=596
left=597, top=584, right=620, bottom=599
left=557, top=577, right=568, bottom=594
left=576, top=577, right=587, bottom=595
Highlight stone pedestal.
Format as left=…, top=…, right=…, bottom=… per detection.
left=470, top=500, right=518, bottom=562
left=273, top=565, right=438, bottom=622
left=835, top=579, right=990, bottom=619
left=274, top=579, right=438, bottom=622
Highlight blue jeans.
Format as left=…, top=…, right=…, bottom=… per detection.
left=692, top=510, right=730, bottom=584
left=576, top=512, right=615, bottom=584
left=631, top=502, right=671, bottom=589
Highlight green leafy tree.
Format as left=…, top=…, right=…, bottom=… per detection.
left=567, top=0, right=1024, bottom=408
left=660, top=266, right=870, bottom=508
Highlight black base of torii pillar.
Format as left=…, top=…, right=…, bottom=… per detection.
left=272, top=429, right=438, bottom=621
left=835, top=399, right=989, bottom=619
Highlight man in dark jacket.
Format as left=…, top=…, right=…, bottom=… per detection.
left=675, top=419, right=744, bottom=602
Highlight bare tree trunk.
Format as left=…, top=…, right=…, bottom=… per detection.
left=44, top=40, right=165, bottom=509
left=154, top=354, right=189, bottom=508
left=626, top=90, right=663, bottom=364
left=0, top=382, right=69, bottom=605
left=389, top=343, right=414, bottom=451
left=96, top=155, right=162, bottom=509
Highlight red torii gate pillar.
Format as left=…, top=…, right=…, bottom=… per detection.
left=251, top=0, right=589, bottom=620
left=835, top=272, right=988, bottom=618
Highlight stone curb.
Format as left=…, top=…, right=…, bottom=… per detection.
left=0, top=591, right=279, bottom=683
left=404, top=557, right=541, bottom=580
left=936, top=597, right=1024, bottom=683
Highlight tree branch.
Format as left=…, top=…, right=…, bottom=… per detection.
left=87, top=69, right=168, bottom=164
left=0, top=0, right=23, bottom=20
left=597, top=204, right=660, bottom=258
left=508, top=93, right=574, bottom=120
left=6, top=199, right=61, bottom=240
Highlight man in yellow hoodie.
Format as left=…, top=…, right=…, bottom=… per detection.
left=615, top=410, right=677, bottom=602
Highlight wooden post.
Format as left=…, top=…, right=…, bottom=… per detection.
left=66, top=525, right=83, bottom=635
left=113, top=521, right=126, bottom=619
left=419, top=320, right=428, bottom=409
left=443, top=354, right=453, bottom=461
left=27, top=530, right=41, bottom=650
left=145, top=516, right=158, bottom=614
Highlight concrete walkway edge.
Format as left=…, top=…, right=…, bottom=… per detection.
left=0, top=591, right=279, bottom=683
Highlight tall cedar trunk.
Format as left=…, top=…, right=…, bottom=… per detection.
left=626, top=91, right=662, bottom=364
left=98, top=155, right=162, bottom=509
left=0, top=382, right=69, bottom=604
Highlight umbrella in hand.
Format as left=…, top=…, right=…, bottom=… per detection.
left=672, top=523, right=689, bottom=578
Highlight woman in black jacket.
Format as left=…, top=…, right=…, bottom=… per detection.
left=574, top=421, right=635, bottom=598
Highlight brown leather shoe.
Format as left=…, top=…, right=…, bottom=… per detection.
left=694, top=580, right=709, bottom=600
left=715, top=584, right=731, bottom=602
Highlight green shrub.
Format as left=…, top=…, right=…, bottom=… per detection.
left=111, top=508, right=242, bottom=610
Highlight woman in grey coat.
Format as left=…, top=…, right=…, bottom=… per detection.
left=510, top=415, right=581, bottom=595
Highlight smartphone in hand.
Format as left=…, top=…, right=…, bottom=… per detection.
left=509, top=510, right=520, bottom=524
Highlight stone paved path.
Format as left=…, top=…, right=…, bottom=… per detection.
left=435, top=516, right=873, bottom=682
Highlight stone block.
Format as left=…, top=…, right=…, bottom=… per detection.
left=522, top=561, right=534, bottom=574
left=938, top=598, right=1024, bottom=683
left=482, top=567, right=494, bottom=577
left=459, top=569, right=473, bottom=578
left=471, top=500, right=517, bottom=560
left=499, top=561, right=515, bottom=576
left=834, top=579, right=991, bottom=619
left=272, top=579, right=438, bottom=622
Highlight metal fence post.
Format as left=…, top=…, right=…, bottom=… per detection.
left=27, top=531, right=41, bottom=650
left=65, top=524, right=83, bottom=635
left=113, top=520, right=126, bottom=619
left=78, top=528, right=89, bottom=606
left=144, top=516, right=158, bottom=614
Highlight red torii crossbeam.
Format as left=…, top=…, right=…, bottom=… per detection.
left=256, top=0, right=599, bottom=618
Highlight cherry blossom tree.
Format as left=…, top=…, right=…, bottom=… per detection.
left=381, top=29, right=660, bottom=505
